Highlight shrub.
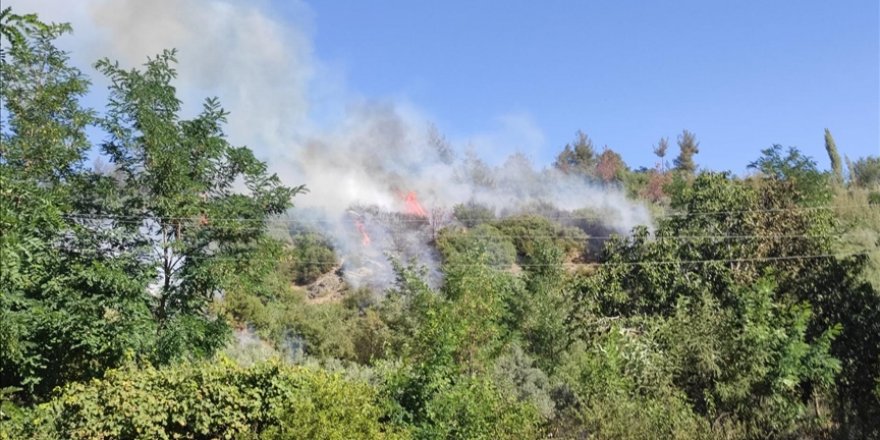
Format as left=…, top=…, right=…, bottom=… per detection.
left=290, top=232, right=337, bottom=285
left=436, top=224, right=516, bottom=269
left=14, top=359, right=407, bottom=439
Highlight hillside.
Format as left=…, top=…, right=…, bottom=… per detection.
left=2, top=8, right=880, bottom=440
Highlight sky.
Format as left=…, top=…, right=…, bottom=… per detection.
left=299, top=0, right=879, bottom=170
left=7, top=0, right=880, bottom=174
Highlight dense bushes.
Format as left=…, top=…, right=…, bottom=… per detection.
left=5, top=360, right=406, bottom=440
left=436, top=224, right=516, bottom=268
left=289, top=231, right=337, bottom=285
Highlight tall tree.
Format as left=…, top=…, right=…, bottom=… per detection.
left=554, top=130, right=596, bottom=177
left=428, top=123, right=454, bottom=165
left=824, top=128, right=843, bottom=185
left=95, top=50, right=306, bottom=362
left=850, top=156, right=880, bottom=189
left=653, top=137, right=669, bottom=171
left=1, top=16, right=155, bottom=401
left=673, top=129, right=699, bottom=175
left=595, top=146, right=627, bottom=183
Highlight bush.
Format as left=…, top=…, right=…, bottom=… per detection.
left=419, top=376, right=541, bottom=440
left=290, top=232, right=337, bottom=285
left=12, top=359, right=407, bottom=439
left=436, top=224, right=516, bottom=269
left=493, top=215, right=586, bottom=262
left=452, top=202, right=496, bottom=228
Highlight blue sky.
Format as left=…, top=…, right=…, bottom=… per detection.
left=285, top=0, right=878, bottom=172
left=8, top=0, right=878, bottom=175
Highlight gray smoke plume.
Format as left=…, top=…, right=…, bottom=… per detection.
left=12, top=0, right=653, bottom=289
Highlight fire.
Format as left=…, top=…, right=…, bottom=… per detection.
left=402, top=191, right=428, bottom=217
left=354, top=219, right=371, bottom=246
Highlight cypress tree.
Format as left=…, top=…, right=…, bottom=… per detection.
left=824, top=128, right=843, bottom=184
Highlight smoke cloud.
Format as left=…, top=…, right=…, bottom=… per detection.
left=11, top=0, right=653, bottom=289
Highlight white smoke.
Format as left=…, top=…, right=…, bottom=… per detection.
left=11, top=0, right=653, bottom=289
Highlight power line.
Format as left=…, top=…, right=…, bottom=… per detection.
left=58, top=203, right=875, bottom=224
left=53, top=219, right=854, bottom=240
left=146, top=252, right=867, bottom=267
left=52, top=212, right=862, bottom=249
left=52, top=217, right=853, bottom=242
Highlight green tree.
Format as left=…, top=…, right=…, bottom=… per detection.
left=94, top=50, right=306, bottom=362
left=436, top=224, right=516, bottom=269
left=417, top=375, right=540, bottom=440
left=653, top=137, right=669, bottom=171
left=451, top=201, right=495, bottom=228
left=673, top=129, right=700, bottom=175
left=493, top=215, right=585, bottom=263
left=289, top=230, right=337, bottom=285
left=659, top=284, right=840, bottom=438
left=508, top=242, right=573, bottom=373
left=0, top=7, right=45, bottom=56
left=554, top=329, right=709, bottom=440
left=554, top=130, right=596, bottom=177
left=748, top=145, right=830, bottom=206
left=850, top=156, right=880, bottom=189
left=1, top=16, right=155, bottom=401
left=379, top=256, right=541, bottom=438
left=824, top=128, right=843, bottom=185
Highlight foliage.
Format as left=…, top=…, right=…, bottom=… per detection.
left=595, top=147, right=628, bottom=183
left=6, top=359, right=406, bottom=439
left=0, top=12, right=305, bottom=405
left=0, top=19, right=155, bottom=401
left=436, top=224, right=516, bottom=269
left=506, top=243, right=574, bottom=373
left=0, top=8, right=46, bottom=52
left=850, top=156, right=880, bottom=189
left=653, top=137, right=670, bottom=170
left=748, top=145, right=830, bottom=205
left=93, top=49, right=305, bottom=363
left=374, top=258, right=542, bottom=439
left=673, top=129, right=700, bottom=175
left=659, top=285, right=840, bottom=438
left=825, top=128, right=844, bottom=185
left=554, top=332, right=710, bottom=440
left=451, top=201, right=496, bottom=228
left=493, top=214, right=586, bottom=263
left=288, top=230, right=337, bottom=285
left=3, top=8, right=880, bottom=440
left=554, top=130, right=596, bottom=177
left=491, top=344, right=554, bottom=418
left=416, top=375, right=540, bottom=440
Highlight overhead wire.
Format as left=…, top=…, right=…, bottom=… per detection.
left=128, top=252, right=868, bottom=267
left=47, top=204, right=875, bottom=272
left=57, top=203, right=876, bottom=225
left=56, top=214, right=853, bottom=242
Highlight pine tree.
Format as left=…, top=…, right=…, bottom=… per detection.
left=673, top=129, right=699, bottom=175
left=653, top=137, right=669, bottom=171
left=554, top=130, right=596, bottom=176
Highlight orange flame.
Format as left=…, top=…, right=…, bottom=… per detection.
left=402, top=191, right=428, bottom=217
left=354, top=220, right=371, bottom=246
